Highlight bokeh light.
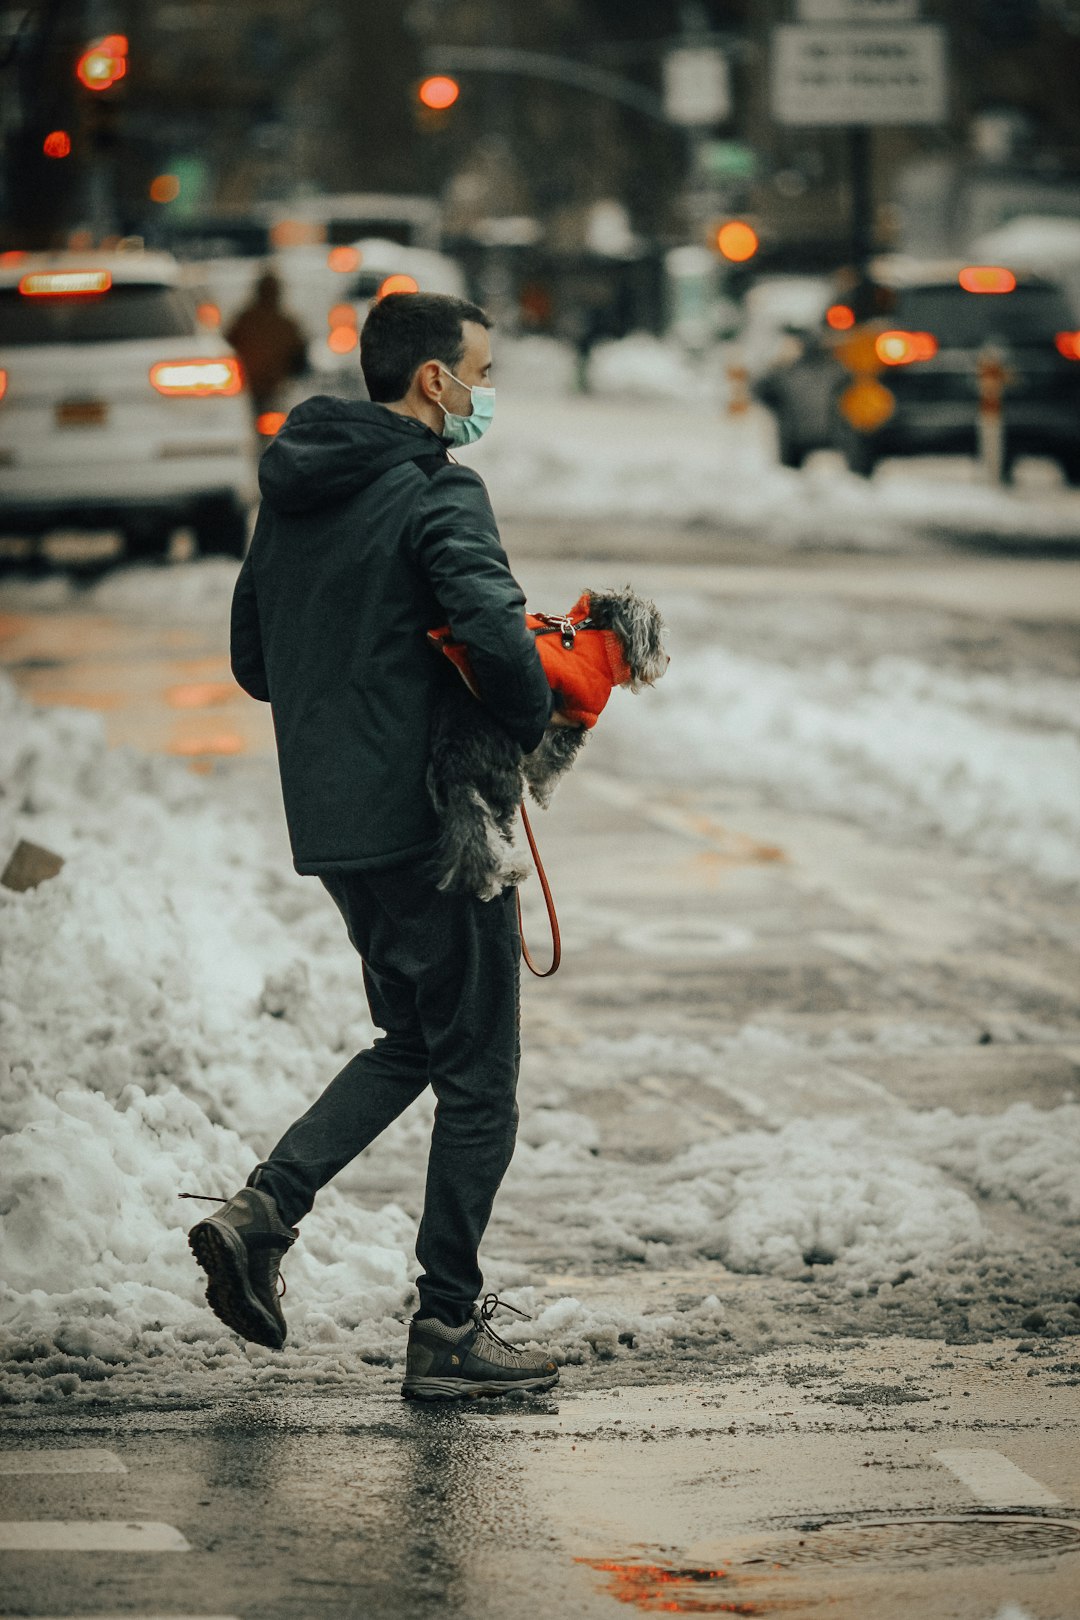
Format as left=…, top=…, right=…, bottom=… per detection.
left=418, top=76, right=460, bottom=111
left=826, top=303, right=856, bottom=331
left=327, top=246, right=361, bottom=273
left=149, top=174, right=181, bottom=204
left=377, top=274, right=420, bottom=298
left=43, top=130, right=72, bottom=159
left=716, top=220, right=759, bottom=262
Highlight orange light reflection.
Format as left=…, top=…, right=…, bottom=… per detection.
left=166, top=682, right=235, bottom=709
left=168, top=733, right=246, bottom=757
left=577, top=1559, right=761, bottom=1616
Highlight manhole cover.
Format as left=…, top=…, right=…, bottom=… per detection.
left=737, top=1514, right=1080, bottom=1571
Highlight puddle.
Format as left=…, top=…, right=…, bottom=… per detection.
left=578, top=1516, right=1080, bottom=1613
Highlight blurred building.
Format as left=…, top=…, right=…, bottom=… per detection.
left=4, top=2, right=1080, bottom=297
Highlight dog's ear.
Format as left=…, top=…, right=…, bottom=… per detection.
left=586, top=587, right=668, bottom=688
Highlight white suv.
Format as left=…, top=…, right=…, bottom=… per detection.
left=0, top=250, right=257, bottom=558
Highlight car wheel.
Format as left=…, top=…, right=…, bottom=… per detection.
left=841, top=430, right=877, bottom=479
left=776, top=419, right=807, bottom=469
left=1059, top=452, right=1080, bottom=488
left=195, top=496, right=249, bottom=558
left=124, top=523, right=171, bottom=562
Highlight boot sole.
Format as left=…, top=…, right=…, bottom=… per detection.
left=188, top=1218, right=285, bottom=1350
left=401, top=1372, right=559, bottom=1401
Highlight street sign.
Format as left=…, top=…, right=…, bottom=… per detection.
left=796, top=0, right=919, bottom=20
left=771, top=24, right=947, bottom=126
left=663, top=46, right=731, bottom=126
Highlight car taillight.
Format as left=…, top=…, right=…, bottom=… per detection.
left=20, top=268, right=112, bottom=296
left=0, top=369, right=7, bottom=401
left=875, top=329, right=938, bottom=366
left=959, top=265, right=1016, bottom=294
left=826, top=303, right=855, bottom=331
left=256, top=410, right=287, bottom=436
left=1054, top=331, right=1080, bottom=361
left=149, top=357, right=243, bottom=396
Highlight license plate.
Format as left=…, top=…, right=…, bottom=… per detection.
left=56, top=400, right=108, bottom=426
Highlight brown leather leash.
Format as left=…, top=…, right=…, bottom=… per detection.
left=516, top=800, right=561, bottom=977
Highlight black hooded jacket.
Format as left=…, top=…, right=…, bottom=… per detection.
left=231, top=395, right=552, bottom=875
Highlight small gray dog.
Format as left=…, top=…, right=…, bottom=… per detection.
left=427, top=586, right=668, bottom=899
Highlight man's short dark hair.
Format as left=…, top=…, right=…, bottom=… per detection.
left=360, top=292, right=491, bottom=403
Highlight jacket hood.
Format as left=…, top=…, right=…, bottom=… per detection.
left=258, top=396, right=448, bottom=514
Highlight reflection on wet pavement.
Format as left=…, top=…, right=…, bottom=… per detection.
left=0, top=598, right=275, bottom=763
left=579, top=1558, right=763, bottom=1614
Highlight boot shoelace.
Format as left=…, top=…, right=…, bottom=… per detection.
left=179, top=1192, right=288, bottom=1297
left=476, top=1292, right=531, bottom=1355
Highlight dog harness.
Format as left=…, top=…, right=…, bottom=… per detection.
left=429, top=592, right=632, bottom=731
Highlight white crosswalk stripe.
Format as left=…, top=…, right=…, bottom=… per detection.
left=933, top=1448, right=1062, bottom=1508
left=0, top=1448, right=127, bottom=1475
left=0, top=1520, right=191, bottom=1552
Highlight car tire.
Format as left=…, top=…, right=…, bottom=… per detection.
left=841, top=430, right=877, bottom=479
left=1059, top=453, right=1080, bottom=488
left=195, top=496, right=249, bottom=558
left=124, top=523, right=172, bottom=562
left=776, top=420, right=807, bottom=469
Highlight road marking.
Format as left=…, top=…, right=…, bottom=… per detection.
left=0, top=1520, right=190, bottom=1552
left=0, top=1448, right=127, bottom=1475
left=933, top=1448, right=1061, bottom=1508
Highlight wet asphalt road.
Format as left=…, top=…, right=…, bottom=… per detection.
left=2, top=1354, right=1079, bottom=1619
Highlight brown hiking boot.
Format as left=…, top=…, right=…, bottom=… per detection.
left=186, top=1187, right=297, bottom=1350
left=401, top=1294, right=559, bottom=1401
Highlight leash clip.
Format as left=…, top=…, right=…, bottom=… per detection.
left=535, top=612, right=578, bottom=649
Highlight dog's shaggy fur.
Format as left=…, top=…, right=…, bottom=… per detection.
left=427, top=586, right=667, bottom=899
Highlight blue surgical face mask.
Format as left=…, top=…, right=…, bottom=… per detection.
left=438, top=366, right=495, bottom=447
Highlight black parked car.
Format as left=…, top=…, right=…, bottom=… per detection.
left=756, top=257, right=1080, bottom=482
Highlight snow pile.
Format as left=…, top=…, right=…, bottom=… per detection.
left=2, top=666, right=1077, bottom=1403
left=602, top=643, right=1080, bottom=885
left=587, top=333, right=708, bottom=401
left=0, top=674, right=420, bottom=1401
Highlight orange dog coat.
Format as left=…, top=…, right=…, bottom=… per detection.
left=428, top=591, right=632, bottom=730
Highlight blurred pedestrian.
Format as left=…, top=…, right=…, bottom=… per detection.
left=225, top=269, right=307, bottom=415
left=188, top=292, right=563, bottom=1401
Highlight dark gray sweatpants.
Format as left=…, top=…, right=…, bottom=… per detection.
left=249, top=863, right=521, bottom=1326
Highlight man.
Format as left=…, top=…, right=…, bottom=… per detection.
left=225, top=269, right=307, bottom=416
left=189, top=292, right=560, bottom=1400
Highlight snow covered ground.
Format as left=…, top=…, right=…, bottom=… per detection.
left=2, top=539, right=1078, bottom=1407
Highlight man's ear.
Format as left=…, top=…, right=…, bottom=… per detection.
left=416, top=359, right=445, bottom=404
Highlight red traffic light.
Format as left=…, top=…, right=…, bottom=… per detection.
left=418, top=76, right=460, bottom=111
left=43, top=130, right=72, bottom=159
left=76, top=34, right=128, bottom=92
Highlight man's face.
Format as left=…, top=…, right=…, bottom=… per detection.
left=442, top=320, right=492, bottom=411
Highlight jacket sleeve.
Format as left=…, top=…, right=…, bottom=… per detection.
left=230, top=548, right=271, bottom=701
left=412, top=464, right=552, bottom=751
